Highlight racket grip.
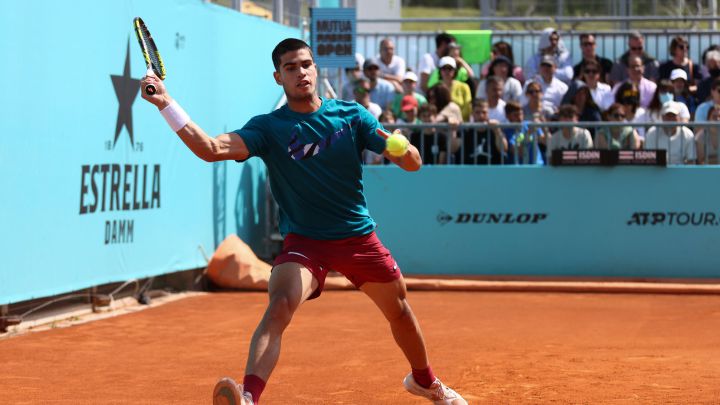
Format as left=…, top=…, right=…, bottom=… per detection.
left=145, top=84, right=157, bottom=95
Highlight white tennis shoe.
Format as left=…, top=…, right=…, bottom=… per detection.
left=212, top=377, right=254, bottom=405
left=403, top=373, right=467, bottom=405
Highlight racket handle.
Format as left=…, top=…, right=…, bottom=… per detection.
left=145, top=84, right=157, bottom=95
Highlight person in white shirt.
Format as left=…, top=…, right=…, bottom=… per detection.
left=418, top=32, right=455, bottom=94
left=524, top=54, right=569, bottom=110
left=483, top=76, right=507, bottom=122
left=580, top=60, right=614, bottom=111
left=547, top=104, right=593, bottom=160
left=376, top=38, right=406, bottom=92
left=644, top=102, right=696, bottom=164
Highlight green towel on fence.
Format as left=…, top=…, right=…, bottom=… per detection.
left=447, top=30, right=493, bottom=64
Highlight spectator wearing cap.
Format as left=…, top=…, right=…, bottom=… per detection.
left=419, top=32, right=455, bottom=94
left=390, top=71, right=427, bottom=120
left=595, top=103, right=641, bottom=150
left=659, top=36, right=700, bottom=86
left=525, top=28, right=574, bottom=84
left=396, top=95, right=421, bottom=126
left=476, top=56, right=523, bottom=103
left=696, top=50, right=720, bottom=103
left=426, top=42, right=474, bottom=92
left=612, top=55, right=657, bottom=109
left=482, top=41, right=525, bottom=83
left=353, top=78, right=382, bottom=119
left=669, top=68, right=697, bottom=115
left=546, top=104, right=594, bottom=160
left=436, top=56, right=473, bottom=121
left=483, top=76, right=507, bottom=122
left=644, top=102, right=696, bottom=164
left=447, top=41, right=477, bottom=95
left=695, top=77, right=720, bottom=123
left=376, top=38, right=406, bottom=92
left=524, top=54, right=569, bottom=110
left=573, top=33, right=614, bottom=83
left=341, top=53, right=364, bottom=101
left=609, top=31, right=660, bottom=85
left=363, top=58, right=398, bottom=111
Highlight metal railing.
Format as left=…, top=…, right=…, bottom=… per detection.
left=356, top=29, right=720, bottom=80
left=378, top=121, right=720, bottom=166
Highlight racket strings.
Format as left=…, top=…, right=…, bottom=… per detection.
left=137, top=23, right=166, bottom=79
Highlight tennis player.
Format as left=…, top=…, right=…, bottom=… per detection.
left=140, top=38, right=466, bottom=405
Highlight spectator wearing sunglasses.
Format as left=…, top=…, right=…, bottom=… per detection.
left=524, top=54, right=569, bottom=111
left=612, top=55, right=657, bottom=109
left=659, top=36, right=700, bottom=87
left=363, top=58, right=398, bottom=111
left=353, top=78, right=382, bottom=119
left=523, top=81, right=555, bottom=121
left=594, top=103, right=640, bottom=150
left=573, top=34, right=613, bottom=84
left=609, top=31, right=660, bottom=86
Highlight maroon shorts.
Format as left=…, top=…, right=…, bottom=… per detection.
left=272, top=231, right=402, bottom=299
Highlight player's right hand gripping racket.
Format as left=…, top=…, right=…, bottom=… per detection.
left=133, top=17, right=166, bottom=96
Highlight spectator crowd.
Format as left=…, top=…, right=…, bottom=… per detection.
left=335, top=30, right=720, bottom=165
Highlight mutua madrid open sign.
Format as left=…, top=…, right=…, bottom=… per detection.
left=310, top=7, right=356, bottom=68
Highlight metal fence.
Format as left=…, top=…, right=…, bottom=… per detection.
left=355, top=28, right=720, bottom=78
left=379, top=121, right=720, bottom=166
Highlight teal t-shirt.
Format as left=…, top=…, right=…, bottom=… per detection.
left=233, top=98, right=387, bottom=240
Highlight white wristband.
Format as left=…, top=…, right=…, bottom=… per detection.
left=160, top=100, right=191, bottom=132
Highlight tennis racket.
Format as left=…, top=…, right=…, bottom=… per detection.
left=133, top=17, right=166, bottom=96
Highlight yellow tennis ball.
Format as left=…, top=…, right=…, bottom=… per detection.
left=386, top=133, right=409, bottom=157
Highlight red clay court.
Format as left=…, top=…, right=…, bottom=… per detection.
left=2, top=290, right=719, bottom=404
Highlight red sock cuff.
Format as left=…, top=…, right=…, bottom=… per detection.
left=411, top=366, right=436, bottom=389
left=243, top=374, right=266, bottom=404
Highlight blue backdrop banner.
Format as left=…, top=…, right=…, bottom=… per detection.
left=364, top=166, right=720, bottom=279
left=0, top=0, right=295, bottom=304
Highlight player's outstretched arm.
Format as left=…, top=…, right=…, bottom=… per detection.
left=140, top=71, right=250, bottom=162
left=376, top=129, right=422, bottom=171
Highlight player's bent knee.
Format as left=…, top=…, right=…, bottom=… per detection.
left=264, top=295, right=295, bottom=329
left=387, top=298, right=414, bottom=323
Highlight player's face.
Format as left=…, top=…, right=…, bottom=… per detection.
left=274, top=48, right=317, bottom=99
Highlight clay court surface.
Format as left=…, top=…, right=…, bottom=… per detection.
left=2, top=290, right=720, bottom=404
